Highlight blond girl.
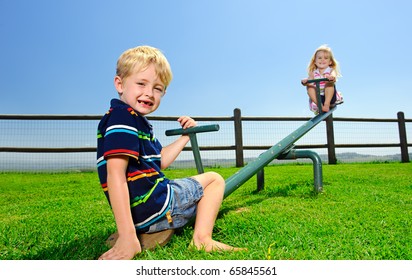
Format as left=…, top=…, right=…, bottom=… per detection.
left=301, top=45, right=343, bottom=113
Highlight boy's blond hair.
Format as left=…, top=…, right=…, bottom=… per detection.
left=116, top=46, right=173, bottom=89
left=307, top=44, right=341, bottom=77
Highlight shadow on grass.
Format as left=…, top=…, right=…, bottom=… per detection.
left=218, top=180, right=323, bottom=218
left=16, top=232, right=110, bottom=260
left=258, top=181, right=321, bottom=198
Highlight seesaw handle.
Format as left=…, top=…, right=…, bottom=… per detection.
left=306, top=78, right=330, bottom=83
left=165, top=124, right=220, bottom=174
left=165, top=124, right=220, bottom=136
left=304, top=78, right=334, bottom=115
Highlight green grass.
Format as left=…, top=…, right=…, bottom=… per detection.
left=0, top=162, right=411, bottom=260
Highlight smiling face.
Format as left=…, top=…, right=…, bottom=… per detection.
left=314, top=50, right=332, bottom=72
left=114, top=63, right=165, bottom=116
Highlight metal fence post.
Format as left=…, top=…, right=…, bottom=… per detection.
left=326, top=113, right=337, bottom=164
left=234, top=108, right=244, bottom=167
left=397, top=111, right=410, bottom=163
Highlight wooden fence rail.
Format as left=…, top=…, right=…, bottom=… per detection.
left=0, top=110, right=410, bottom=167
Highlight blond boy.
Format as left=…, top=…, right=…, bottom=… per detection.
left=97, top=46, right=241, bottom=260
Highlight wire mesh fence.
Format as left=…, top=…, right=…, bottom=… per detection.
left=0, top=112, right=410, bottom=172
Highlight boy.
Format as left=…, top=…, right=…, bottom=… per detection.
left=97, top=46, right=241, bottom=260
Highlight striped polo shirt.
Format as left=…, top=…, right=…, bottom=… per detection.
left=97, top=99, right=172, bottom=230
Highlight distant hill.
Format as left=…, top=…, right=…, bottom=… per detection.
left=0, top=152, right=409, bottom=172
left=168, top=152, right=409, bottom=169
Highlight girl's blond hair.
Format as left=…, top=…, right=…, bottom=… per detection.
left=116, top=46, right=173, bottom=89
left=307, top=45, right=341, bottom=77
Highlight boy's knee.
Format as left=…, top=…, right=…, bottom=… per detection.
left=192, top=171, right=225, bottom=190
left=207, top=171, right=224, bottom=184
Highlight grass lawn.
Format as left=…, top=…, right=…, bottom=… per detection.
left=0, top=162, right=411, bottom=260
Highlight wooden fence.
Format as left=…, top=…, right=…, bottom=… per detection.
left=0, top=110, right=410, bottom=169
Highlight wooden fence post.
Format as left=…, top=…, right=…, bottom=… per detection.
left=326, top=114, right=337, bottom=164
left=397, top=111, right=410, bottom=163
left=234, top=108, right=244, bottom=167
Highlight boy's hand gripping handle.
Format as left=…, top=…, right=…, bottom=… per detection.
left=165, top=124, right=220, bottom=174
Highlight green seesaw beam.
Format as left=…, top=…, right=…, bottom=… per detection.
left=165, top=78, right=335, bottom=198
left=224, top=106, right=335, bottom=197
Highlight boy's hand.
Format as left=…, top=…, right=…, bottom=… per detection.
left=99, top=234, right=141, bottom=260
left=178, top=116, right=197, bottom=129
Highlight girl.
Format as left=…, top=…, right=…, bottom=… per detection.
left=301, top=45, right=343, bottom=113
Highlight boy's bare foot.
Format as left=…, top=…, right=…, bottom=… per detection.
left=190, top=239, right=247, bottom=252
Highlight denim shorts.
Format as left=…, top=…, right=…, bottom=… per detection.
left=146, top=177, right=204, bottom=233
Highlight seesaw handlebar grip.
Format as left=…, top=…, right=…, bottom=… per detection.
left=306, top=78, right=331, bottom=83
left=165, top=124, right=220, bottom=136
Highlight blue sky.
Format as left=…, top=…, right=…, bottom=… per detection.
left=1, top=0, right=411, bottom=119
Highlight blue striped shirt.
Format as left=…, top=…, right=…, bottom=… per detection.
left=97, top=99, right=172, bottom=230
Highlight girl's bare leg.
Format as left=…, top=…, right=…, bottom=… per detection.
left=307, top=86, right=317, bottom=104
left=322, top=85, right=334, bottom=112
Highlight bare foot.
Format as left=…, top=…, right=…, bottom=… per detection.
left=190, top=239, right=246, bottom=252
left=322, top=104, right=330, bottom=112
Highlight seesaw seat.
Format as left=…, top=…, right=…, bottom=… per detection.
left=106, top=229, right=175, bottom=251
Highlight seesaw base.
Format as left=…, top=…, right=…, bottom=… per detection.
left=106, top=229, right=175, bottom=251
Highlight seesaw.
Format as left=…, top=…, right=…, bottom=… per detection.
left=106, top=78, right=336, bottom=250
left=166, top=78, right=335, bottom=196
